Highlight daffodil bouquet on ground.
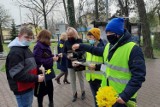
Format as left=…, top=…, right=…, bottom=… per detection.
left=96, top=86, right=118, bottom=107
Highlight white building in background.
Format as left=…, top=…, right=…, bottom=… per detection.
left=54, top=22, right=68, bottom=41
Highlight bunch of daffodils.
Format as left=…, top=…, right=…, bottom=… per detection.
left=96, top=86, right=117, bottom=107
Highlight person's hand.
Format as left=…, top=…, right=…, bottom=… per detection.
left=72, top=61, right=80, bottom=67
left=67, top=53, right=73, bottom=59
left=72, top=44, right=80, bottom=50
left=38, top=74, right=44, bottom=82
left=39, top=65, right=45, bottom=73
left=88, top=64, right=96, bottom=70
left=53, top=56, right=59, bottom=61
left=116, top=97, right=125, bottom=104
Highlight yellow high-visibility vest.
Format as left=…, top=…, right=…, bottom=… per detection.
left=85, top=52, right=104, bottom=81
left=102, top=42, right=137, bottom=101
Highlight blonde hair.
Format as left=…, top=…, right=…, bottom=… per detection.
left=60, top=32, right=67, bottom=40
left=37, top=29, right=52, bottom=46
left=66, top=27, right=79, bottom=39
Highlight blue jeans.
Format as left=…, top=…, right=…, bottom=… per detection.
left=15, top=90, right=34, bottom=107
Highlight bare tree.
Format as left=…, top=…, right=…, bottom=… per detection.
left=47, top=16, right=56, bottom=35
left=135, top=0, right=154, bottom=58
left=76, top=0, right=86, bottom=26
left=146, top=0, right=160, bottom=49
left=62, top=0, right=69, bottom=24
left=17, top=0, right=60, bottom=29
left=26, top=9, right=43, bottom=36
left=0, top=5, right=11, bottom=52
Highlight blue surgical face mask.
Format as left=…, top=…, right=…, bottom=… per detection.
left=21, top=39, right=31, bottom=46
left=89, top=39, right=96, bottom=45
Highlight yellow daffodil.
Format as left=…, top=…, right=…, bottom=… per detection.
left=45, top=69, right=51, bottom=74
left=96, top=86, right=117, bottom=107
left=60, top=44, right=64, bottom=48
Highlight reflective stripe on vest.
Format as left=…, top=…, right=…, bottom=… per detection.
left=108, top=76, right=129, bottom=84
left=86, top=52, right=104, bottom=81
left=102, top=42, right=137, bottom=99
left=84, top=70, right=106, bottom=77
left=104, top=63, right=130, bottom=73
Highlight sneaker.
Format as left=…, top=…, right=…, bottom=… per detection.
left=81, top=91, right=85, bottom=100
left=72, top=92, right=77, bottom=102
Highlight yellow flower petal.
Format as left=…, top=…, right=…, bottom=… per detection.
left=96, top=86, right=117, bottom=107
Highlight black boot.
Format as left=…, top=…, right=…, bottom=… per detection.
left=72, top=92, right=77, bottom=102
left=63, top=72, right=70, bottom=84
left=81, top=91, right=85, bottom=100
left=55, top=72, right=65, bottom=84
left=63, top=80, right=70, bottom=84
left=48, top=102, right=54, bottom=107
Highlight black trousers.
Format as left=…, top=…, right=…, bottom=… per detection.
left=89, top=79, right=101, bottom=107
left=35, top=80, right=54, bottom=107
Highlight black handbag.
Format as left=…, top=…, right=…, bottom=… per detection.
left=73, top=64, right=85, bottom=71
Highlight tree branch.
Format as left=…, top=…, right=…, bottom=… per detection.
left=46, top=0, right=59, bottom=15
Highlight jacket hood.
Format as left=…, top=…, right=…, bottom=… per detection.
left=8, top=37, right=26, bottom=48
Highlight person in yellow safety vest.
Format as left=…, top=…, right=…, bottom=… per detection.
left=72, top=18, right=146, bottom=107
left=85, top=28, right=106, bottom=107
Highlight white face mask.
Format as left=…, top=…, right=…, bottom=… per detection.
left=20, top=36, right=32, bottom=46
left=21, top=39, right=31, bottom=46
left=89, top=39, right=96, bottom=45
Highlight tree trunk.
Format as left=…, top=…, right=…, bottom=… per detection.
left=135, top=0, right=154, bottom=58
left=43, top=12, right=48, bottom=29
left=34, top=25, right=38, bottom=38
left=153, top=32, right=160, bottom=49
left=63, top=0, right=69, bottom=24
left=0, top=25, right=3, bottom=52
left=95, top=0, right=99, bottom=21
left=42, top=1, right=48, bottom=29
left=67, top=0, right=76, bottom=28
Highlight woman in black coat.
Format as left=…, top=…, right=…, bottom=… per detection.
left=63, top=27, right=86, bottom=102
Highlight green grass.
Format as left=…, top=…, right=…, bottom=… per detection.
left=0, top=64, right=6, bottom=72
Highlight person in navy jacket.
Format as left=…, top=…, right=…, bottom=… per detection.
left=72, top=18, right=146, bottom=107
left=55, top=32, right=70, bottom=84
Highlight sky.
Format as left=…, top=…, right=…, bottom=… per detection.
left=0, top=0, right=81, bottom=26
left=0, top=0, right=117, bottom=26
left=0, top=0, right=29, bottom=25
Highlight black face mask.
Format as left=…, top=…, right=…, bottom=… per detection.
left=68, top=37, right=75, bottom=41
left=107, top=34, right=119, bottom=45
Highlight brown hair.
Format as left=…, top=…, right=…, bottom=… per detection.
left=19, top=27, right=33, bottom=36
left=37, top=29, right=52, bottom=46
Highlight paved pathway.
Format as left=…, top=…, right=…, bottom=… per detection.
left=0, top=58, right=160, bottom=107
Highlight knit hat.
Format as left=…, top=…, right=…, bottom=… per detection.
left=105, top=18, right=124, bottom=36
left=88, top=28, right=101, bottom=40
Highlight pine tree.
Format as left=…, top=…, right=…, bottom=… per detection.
left=10, top=20, right=18, bottom=40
